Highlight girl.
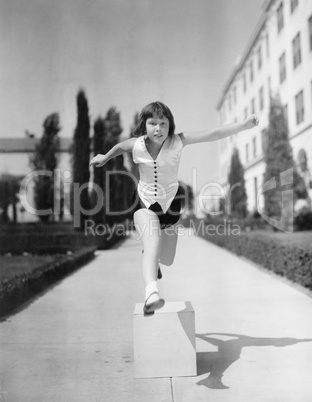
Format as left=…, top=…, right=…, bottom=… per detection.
left=90, top=101, right=259, bottom=315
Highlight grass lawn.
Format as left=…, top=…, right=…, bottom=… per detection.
left=0, top=247, right=96, bottom=317
left=0, top=255, right=63, bottom=283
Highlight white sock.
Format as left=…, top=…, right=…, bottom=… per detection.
left=145, top=281, right=158, bottom=303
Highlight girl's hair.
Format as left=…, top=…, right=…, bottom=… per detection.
left=134, top=101, right=175, bottom=137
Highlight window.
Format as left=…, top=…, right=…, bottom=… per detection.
left=244, top=107, right=248, bottom=120
left=279, top=52, right=286, bottom=83
left=246, top=144, right=249, bottom=163
left=297, top=149, right=308, bottom=173
left=295, top=90, right=304, bottom=124
left=228, top=94, right=232, bottom=112
left=251, top=98, right=255, bottom=115
left=277, top=2, right=284, bottom=33
left=233, top=86, right=236, bottom=104
left=290, top=0, right=298, bottom=14
left=284, top=104, right=288, bottom=127
left=259, top=87, right=264, bottom=111
left=254, top=177, right=258, bottom=206
left=243, top=73, right=247, bottom=93
left=292, top=32, right=302, bottom=69
left=257, top=46, right=262, bottom=70
left=309, top=16, right=312, bottom=52
left=265, top=33, right=270, bottom=58
left=221, top=105, right=226, bottom=124
left=250, top=61, right=254, bottom=83
left=262, top=129, right=268, bottom=153
left=253, top=137, right=257, bottom=157
left=219, top=109, right=224, bottom=125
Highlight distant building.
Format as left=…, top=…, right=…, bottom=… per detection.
left=216, top=0, right=312, bottom=213
left=0, top=137, right=72, bottom=221
left=0, top=137, right=72, bottom=173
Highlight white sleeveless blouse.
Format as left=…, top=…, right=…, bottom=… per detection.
left=132, top=134, right=184, bottom=213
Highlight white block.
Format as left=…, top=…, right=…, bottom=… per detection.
left=133, top=301, right=197, bottom=378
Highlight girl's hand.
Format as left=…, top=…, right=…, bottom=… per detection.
left=89, top=154, right=107, bottom=167
left=244, top=114, right=259, bottom=130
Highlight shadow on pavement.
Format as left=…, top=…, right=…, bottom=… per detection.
left=196, top=333, right=312, bottom=390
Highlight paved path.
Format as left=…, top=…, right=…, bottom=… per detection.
left=1, top=230, right=312, bottom=401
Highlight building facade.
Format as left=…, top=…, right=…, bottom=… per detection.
left=217, top=0, right=312, bottom=213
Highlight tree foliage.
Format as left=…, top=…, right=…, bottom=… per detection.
left=91, top=117, right=106, bottom=224
left=228, top=147, right=248, bottom=218
left=263, top=95, right=307, bottom=218
left=0, top=174, right=21, bottom=223
left=102, top=107, right=124, bottom=224
left=30, top=113, right=60, bottom=221
left=178, top=181, right=194, bottom=215
left=72, top=90, right=91, bottom=229
left=128, top=112, right=140, bottom=180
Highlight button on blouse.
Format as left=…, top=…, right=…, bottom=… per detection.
left=132, top=134, right=184, bottom=212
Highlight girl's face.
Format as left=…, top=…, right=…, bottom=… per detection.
left=145, top=115, right=170, bottom=145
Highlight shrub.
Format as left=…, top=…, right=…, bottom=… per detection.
left=30, top=113, right=61, bottom=221
left=227, top=148, right=247, bottom=218
left=294, top=210, right=312, bottom=231
left=194, top=219, right=312, bottom=290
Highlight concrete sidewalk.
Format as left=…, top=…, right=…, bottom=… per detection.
left=1, top=230, right=312, bottom=401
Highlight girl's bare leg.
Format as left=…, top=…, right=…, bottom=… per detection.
left=159, top=224, right=179, bottom=266
left=133, top=208, right=161, bottom=286
left=134, top=209, right=165, bottom=312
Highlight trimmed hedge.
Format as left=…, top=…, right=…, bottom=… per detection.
left=193, top=219, right=312, bottom=291
left=0, top=222, right=127, bottom=316
left=0, top=221, right=127, bottom=254
left=294, top=210, right=312, bottom=231
left=0, top=245, right=96, bottom=317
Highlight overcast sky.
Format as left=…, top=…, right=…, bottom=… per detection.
left=0, top=0, right=263, bottom=188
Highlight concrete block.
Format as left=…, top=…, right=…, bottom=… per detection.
left=133, top=301, right=197, bottom=378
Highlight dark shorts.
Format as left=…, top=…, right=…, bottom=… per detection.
left=132, top=186, right=182, bottom=229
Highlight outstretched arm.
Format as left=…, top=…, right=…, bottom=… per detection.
left=180, top=114, right=259, bottom=146
left=89, top=137, right=137, bottom=167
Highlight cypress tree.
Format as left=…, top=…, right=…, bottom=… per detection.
left=91, top=117, right=106, bottom=224
left=102, top=107, right=123, bottom=224
left=30, top=113, right=60, bottom=221
left=228, top=147, right=247, bottom=218
left=0, top=174, right=20, bottom=223
left=102, top=107, right=137, bottom=223
left=263, top=95, right=307, bottom=220
left=128, top=112, right=140, bottom=181
left=72, top=89, right=90, bottom=229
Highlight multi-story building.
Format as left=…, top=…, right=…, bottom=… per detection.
left=216, top=0, right=312, bottom=213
